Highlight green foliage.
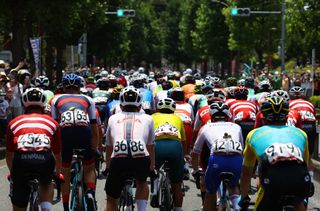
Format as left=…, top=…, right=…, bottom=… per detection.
left=310, top=96, right=320, bottom=108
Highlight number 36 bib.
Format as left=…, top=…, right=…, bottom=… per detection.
left=112, top=139, right=147, bottom=158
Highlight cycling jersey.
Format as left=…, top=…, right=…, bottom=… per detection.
left=92, top=88, right=111, bottom=105
left=43, top=90, right=54, bottom=103
left=182, top=84, right=195, bottom=101
left=106, top=112, right=155, bottom=158
left=193, top=122, right=243, bottom=155
left=225, top=98, right=236, bottom=107
left=229, top=100, right=258, bottom=122
left=193, top=105, right=211, bottom=131
left=51, top=94, right=97, bottom=127
left=249, top=91, right=270, bottom=106
left=243, top=125, right=309, bottom=168
left=289, top=99, right=316, bottom=122
left=151, top=113, right=186, bottom=142
left=175, top=102, right=194, bottom=147
left=106, top=99, right=120, bottom=119
left=254, top=111, right=264, bottom=128
left=139, top=88, right=154, bottom=112
left=6, top=113, right=61, bottom=153
left=287, top=109, right=302, bottom=128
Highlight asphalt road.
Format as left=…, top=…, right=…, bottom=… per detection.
left=0, top=159, right=319, bottom=211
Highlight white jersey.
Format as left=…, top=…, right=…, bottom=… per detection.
left=175, top=102, right=194, bottom=125
left=193, top=122, right=243, bottom=155
left=106, top=112, right=155, bottom=158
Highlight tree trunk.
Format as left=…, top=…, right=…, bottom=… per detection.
left=55, top=43, right=64, bottom=85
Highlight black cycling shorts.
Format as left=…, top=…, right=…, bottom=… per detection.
left=301, top=121, right=316, bottom=155
left=105, top=157, right=150, bottom=199
left=11, top=151, right=55, bottom=208
left=256, top=160, right=312, bottom=211
left=61, top=126, right=95, bottom=167
left=236, top=121, right=255, bottom=143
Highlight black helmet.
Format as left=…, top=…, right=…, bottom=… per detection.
left=171, top=88, right=185, bottom=102
left=209, top=101, right=231, bottom=120
left=260, top=96, right=289, bottom=122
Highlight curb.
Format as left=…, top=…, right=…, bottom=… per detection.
left=313, top=158, right=320, bottom=182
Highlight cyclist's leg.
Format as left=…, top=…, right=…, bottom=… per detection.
left=134, top=157, right=151, bottom=211
left=105, top=158, right=126, bottom=211
left=199, top=144, right=210, bottom=204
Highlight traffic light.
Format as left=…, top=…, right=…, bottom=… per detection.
left=117, top=9, right=136, bottom=17
left=230, top=8, right=251, bottom=17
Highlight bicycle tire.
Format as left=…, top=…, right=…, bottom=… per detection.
left=29, top=192, right=39, bottom=211
left=159, top=179, right=172, bottom=211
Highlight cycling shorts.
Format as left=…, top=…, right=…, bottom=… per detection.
left=205, top=154, right=243, bottom=194
left=155, top=140, right=184, bottom=183
left=105, top=156, right=150, bottom=199
left=301, top=121, right=316, bottom=155
left=11, top=151, right=55, bottom=208
left=236, top=121, right=254, bottom=142
left=184, top=123, right=193, bottom=147
left=61, top=126, right=94, bottom=167
left=256, top=160, right=312, bottom=211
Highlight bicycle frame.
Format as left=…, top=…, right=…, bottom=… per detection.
left=118, top=179, right=135, bottom=211
left=29, top=179, right=40, bottom=211
left=158, top=163, right=173, bottom=211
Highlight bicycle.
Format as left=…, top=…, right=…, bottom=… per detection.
left=28, top=177, right=40, bottom=211
left=217, top=172, right=234, bottom=211
left=158, top=161, right=173, bottom=211
left=70, top=149, right=97, bottom=211
left=118, top=177, right=136, bottom=211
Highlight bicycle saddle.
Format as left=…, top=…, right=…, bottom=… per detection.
left=73, top=149, right=86, bottom=156
left=220, top=172, right=234, bottom=182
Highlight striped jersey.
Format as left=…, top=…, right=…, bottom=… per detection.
left=289, top=99, right=316, bottom=122
left=229, top=100, right=258, bottom=122
left=6, top=113, right=61, bottom=153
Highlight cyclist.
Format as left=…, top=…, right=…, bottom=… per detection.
left=181, top=74, right=196, bottom=101
left=6, top=88, right=63, bottom=211
left=192, top=102, right=243, bottom=211
left=105, top=86, right=155, bottom=211
left=229, top=86, right=258, bottom=141
left=105, top=85, right=123, bottom=123
left=34, top=76, right=54, bottom=103
left=288, top=86, right=317, bottom=181
left=239, top=96, right=313, bottom=210
left=51, top=73, right=98, bottom=211
left=151, top=98, right=186, bottom=211
left=85, top=76, right=96, bottom=92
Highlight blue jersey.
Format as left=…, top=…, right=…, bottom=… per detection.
left=243, top=125, right=309, bottom=168
left=106, top=99, right=120, bottom=118
left=139, top=88, right=154, bottom=111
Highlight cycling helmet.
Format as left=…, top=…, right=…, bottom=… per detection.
left=87, top=76, right=95, bottom=84
left=167, top=71, right=175, bottom=80
left=260, top=96, right=289, bottom=122
left=194, top=84, right=203, bottom=94
left=112, top=85, right=124, bottom=95
left=131, top=75, right=144, bottom=88
left=258, top=80, right=272, bottom=92
left=35, top=76, right=50, bottom=89
left=237, top=79, right=246, bottom=86
left=226, top=77, right=237, bottom=87
left=22, top=88, right=46, bottom=108
left=271, top=90, right=290, bottom=103
left=194, top=73, right=201, bottom=80
left=108, top=74, right=117, bottom=88
left=80, top=87, right=89, bottom=95
left=209, top=101, right=231, bottom=119
left=119, top=86, right=142, bottom=107
left=100, top=70, right=109, bottom=78
left=62, top=73, right=81, bottom=88
left=79, top=76, right=86, bottom=87
left=245, top=77, right=255, bottom=88
left=97, top=77, right=110, bottom=89
left=201, top=81, right=214, bottom=93
left=138, top=67, right=145, bottom=73
left=161, top=80, right=173, bottom=90
left=171, top=88, right=185, bottom=102
left=288, top=86, right=304, bottom=99
left=206, top=89, right=226, bottom=103
left=184, top=74, right=195, bottom=84
left=234, top=86, right=249, bottom=100
left=212, top=77, right=221, bottom=88
left=157, top=98, right=176, bottom=112
left=184, top=68, right=193, bottom=75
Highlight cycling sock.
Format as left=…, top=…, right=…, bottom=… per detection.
left=86, top=188, right=96, bottom=199
left=230, top=194, right=240, bottom=210
left=40, top=201, right=52, bottom=211
left=152, top=178, right=158, bottom=194
left=173, top=207, right=182, bottom=211
left=136, top=199, right=148, bottom=211
left=200, top=191, right=206, bottom=204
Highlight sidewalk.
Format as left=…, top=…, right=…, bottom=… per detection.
left=313, top=158, right=320, bottom=182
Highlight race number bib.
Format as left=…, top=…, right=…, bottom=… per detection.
left=154, top=123, right=179, bottom=137
left=299, top=111, right=315, bottom=121
left=17, top=134, right=51, bottom=151
left=60, top=109, right=89, bottom=127
left=113, top=139, right=146, bottom=158
left=213, top=138, right=243, bottom=154
left=234, top=112, right=243, bottom=122
left=177, top=113, right=192, bottom=124
left=264, top=143, right=303, bottom=164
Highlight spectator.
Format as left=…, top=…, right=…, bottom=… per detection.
left=301, top=71, right=312, bottom=98
left=7, top=77, right=23, bottom=118
left=0, top=92, right=9, bottom=146
left=281, top=72, right=290, bottom=91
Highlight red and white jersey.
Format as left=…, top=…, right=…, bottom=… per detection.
left=193, top=105, right=211, bottom=131
left=106, top=112, right=155, bottom=158
left=289, top=99, right=316, bottom=122
left=6, top=113, right=61, bottom=153
left=175, top=102, right=194, bottom=125
left=229, top=100, right=258, bottom=122
left=287, top=109, right=302, bottom=128
left=225, top=98, right=236, bottom=107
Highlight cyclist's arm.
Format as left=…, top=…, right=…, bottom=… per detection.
left=5, top=128, right=14, bottom=172
left=147, top=118, right=156, bottom=171
left=191, top=128, right=206, bottom=171
left=52, top=124, right=62, bottom=174
left=105, top=122, right=113, bottom=169
left=179, top=119, right=187, bottom=156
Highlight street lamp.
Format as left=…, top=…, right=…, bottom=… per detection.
left=211, top=0, right=229, bottom=7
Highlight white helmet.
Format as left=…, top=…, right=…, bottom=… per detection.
left=157, top=98, right=176, bottom=112
left=35, top=76, right=50, bottom=88
left=119, top=86, right=142, bottom=107
left=100, top=70, right=109, bottom=78
left=271, top=90, right=290, bottom=103
left=22, top=88, right=46, bottom=108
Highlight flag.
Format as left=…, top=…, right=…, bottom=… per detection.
left=30, top=37, right=41, bottom=71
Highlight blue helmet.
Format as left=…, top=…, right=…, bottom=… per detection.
left=62, top=73, right=81, bottom=88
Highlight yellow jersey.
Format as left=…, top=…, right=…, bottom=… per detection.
left=151, top=113, right=186, bottom=142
